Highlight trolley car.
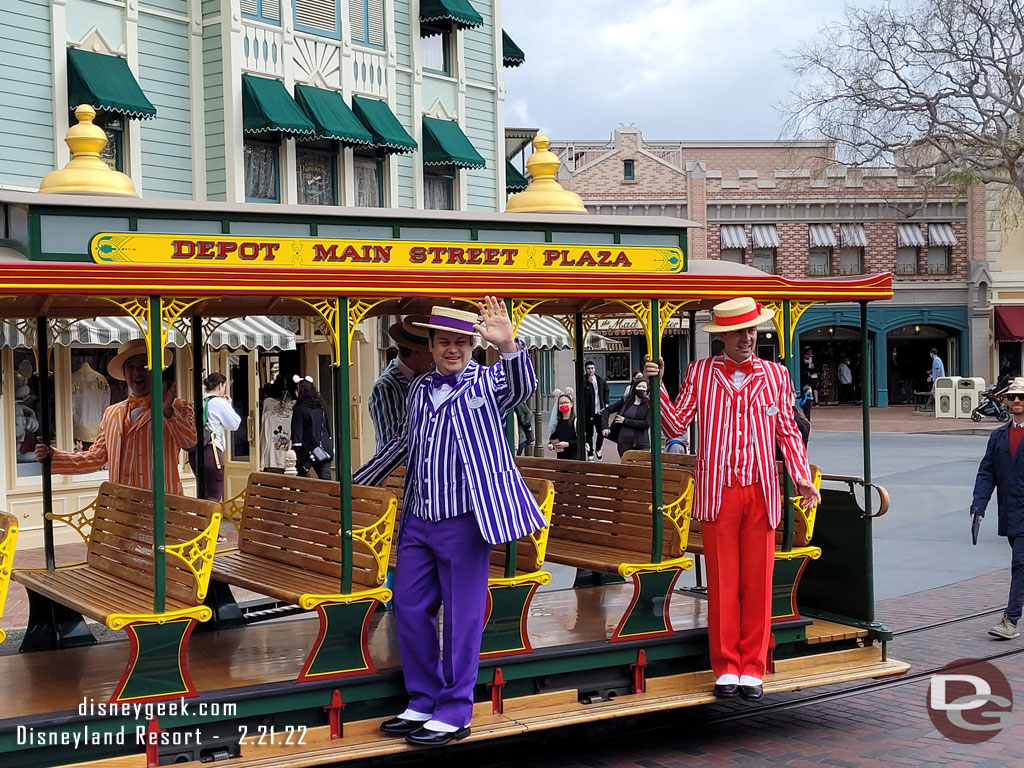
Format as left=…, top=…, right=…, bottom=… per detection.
left=0, top=176, right=904, bottom=767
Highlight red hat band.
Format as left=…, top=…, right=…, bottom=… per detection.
left=715, top=302, right=764, bottom=328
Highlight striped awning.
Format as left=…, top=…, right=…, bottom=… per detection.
left=515, top=315, right=621, bottom=351
left=751, top=224, right=780, bottom=248
left=0, top=317, right=296, bottom=352
left=928, top=223, right=957, bottom=247
left=719, top=224, right=748, bottom=249
left=897, top=223, right=926, bottom=247
left=840, top=223, right=868, bottom=247
left=808, top=224, right=837, bottom=248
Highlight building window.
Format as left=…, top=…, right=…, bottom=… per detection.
left=421, top=24, right=451, bottom=75
left=244, top=139, right=280, bottom=203
left=295, top=0, right=341, bottom=38
left=354, top=153, right=384, bottom=207
left=839, top=247, right=863, bottom=275
left=349, top=0, right=385, bottom=47
left=720, top=248, right=744, bottom=264
left=808, top=247, right=832, bottom=276
left=424, top=165, right=455, bottom=210
left=895, top=247, right=919, bottom=275
left=752, top=248, right=776, bottom=274
left=927, top=246, right=951, bottom=275
left=296, top=142, right=337, bottom=205
left=240, top=0, right=281, bottom=24
left=623, top=159, right=635, bottom=181
left=12, top=348, right=55, bottom=479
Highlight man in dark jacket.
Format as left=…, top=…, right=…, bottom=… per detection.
left=582, top=360, right=610, bottom=460
left=971, top=376, right=1024, bottom=640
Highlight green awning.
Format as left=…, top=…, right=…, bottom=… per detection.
left=502, top=31, right=525, bottom=68
left=420, top=0, right=483, bottom=30
left=506, top=160, right=528, bottom=192
left=294, top=85, right=374, bottom=147
left=241, top=74, right=316, bottom=137
left=422, top=117, right=485, bottom=169
left=67, top=48, right=156, bottom=119
left=351, top=96, right=417, bottom=153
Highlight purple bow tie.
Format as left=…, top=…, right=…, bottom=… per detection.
left=431, top=371, right=460, bottom=389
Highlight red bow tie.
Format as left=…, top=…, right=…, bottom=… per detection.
left=725, top=357, right=753, bottom=377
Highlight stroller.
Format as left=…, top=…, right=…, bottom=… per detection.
left=971, top=375, right=1013, bottom=422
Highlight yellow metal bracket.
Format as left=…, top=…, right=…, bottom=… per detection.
left=550, top=314, right=598, bottom=357
left=101, top=297, right=204, bottom=370
left=0, top=517, right=19, bottom=643
left=488, top=570, right=552, bottom=588
left=659, top=476, right=695, bottom=555
left=764, top=300, right=819, bottom=361
left=45, top=497, right=97, bottom=547
left=527, top=482, right=555, bottom=570
left=164, top=512, right=221, bottom=602
left=774, top=546, right=822, bottom=561
left=510, top=299, right=550, bottom=337
left=351, top=494, right=399, bottom=584
left=618, top=555, right=694, bottom=579
left=107, top=605, right=213, bottom=631
left=220, top=488, right=247, bottom=535
left=299, top=585, right=393, bottom=611
left=788, top=465, right=823, bottom=544
left=614, top=299, right=693, bottom=357
left=298, top=297, right=387, bottom=367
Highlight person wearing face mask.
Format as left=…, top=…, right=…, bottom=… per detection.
left=548, top=391, right=578, bottom=459
left=601, top=380, right=652, bottom=457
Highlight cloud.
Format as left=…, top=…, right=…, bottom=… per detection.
left=501, top=0, right=846, bottom=140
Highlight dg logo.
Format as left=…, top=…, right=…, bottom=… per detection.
left=927, top=658, right=1014, bottom=744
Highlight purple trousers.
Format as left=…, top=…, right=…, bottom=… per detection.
left=393, top=512, right=491, bottom=729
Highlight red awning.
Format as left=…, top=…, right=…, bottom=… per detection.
left=995, top=306, right=1024, bottom=341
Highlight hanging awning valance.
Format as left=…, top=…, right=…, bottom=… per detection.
left=420, top=0, right=483, bottom=30
left=422, top=117, right=486, bottom=169
left=66, top=48, right=156, bottom=119
left=294, top=85, right=374, bottom=147
left=241, top=74, right=317, bottom=137
left=719, top=224, right=748, bottom=249
left=995, top=306, right=1024, bottom=342
left=0, top=317, right=296, bottom=352
left=506, top=160, right=528, bottom=193
left=897, top=223, right=926, bottom=247
left=351, top=96, right=417, bottom=153
left=808, top=224, right=837, bottom=248
left=502, top=31, right=525, bottom=67
left=928, top=223, right=958, bottom=247
left=840, top=223, right=868, bottom=247
left=751, top=224, right=780, bottom=248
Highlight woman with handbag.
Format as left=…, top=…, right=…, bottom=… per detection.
left=290, top=376, right=334, bottom=480
left=547, top=390, right=578, bottom=460
left=602, top=380, right=652, bottom=457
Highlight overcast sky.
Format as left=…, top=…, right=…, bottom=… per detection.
left=501, top=0, right=849, bottom=142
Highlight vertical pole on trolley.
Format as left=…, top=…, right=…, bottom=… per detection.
left=503, top=298, right=518, bottom=578
left=37, top=317, right=55, bottom=570
left=687, top=308, right=697, bottom=455
left=649, top=299, right=663, bottom=564
left=149, top=296, right=167, bottom=613
left=335, top=297, right=354, bottom=595
left=860, top=301, right=875, bottom=619
left=573, top=312, right=586, bottom=461
left=191, top=316, right=206, bottom=501
left=782, top=300, right=795, bottom=553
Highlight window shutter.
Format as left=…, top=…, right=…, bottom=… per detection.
left=296, top=0, right=339, bottom=34
left=262, top=0, right=281, bottom=22
left=240, top=0, right=258, bottom=16
left=367, top=0, right=384, bottom=46
left=348, top=0, right=366, bottom=41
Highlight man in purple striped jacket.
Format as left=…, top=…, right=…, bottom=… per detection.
left=354, top=296, right=546, bottom=747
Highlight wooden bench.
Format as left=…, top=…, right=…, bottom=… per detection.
left=15, top=482, right=221, bottom=703
left=621, top=451, right=823, bottom=622
left=515, top=457, right=695, bottom=642
left=209, top=472, right=399, bottom=682
left=0, top=512, right=18, bottom=644
left=384, top=466, right=555, bottom=657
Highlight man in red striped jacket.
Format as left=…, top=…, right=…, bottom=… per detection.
left=645, top=297, right=820, bottom=701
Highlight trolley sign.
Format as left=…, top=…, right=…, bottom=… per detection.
left=90, top=233, right=684, bottom=275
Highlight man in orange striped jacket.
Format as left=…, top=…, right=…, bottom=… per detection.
left=35, top=339, right=196, bottom=494
left=645, top=297, right=820, bottom=701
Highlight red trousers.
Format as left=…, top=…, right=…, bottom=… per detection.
left=703, top=482, right=775, bottom=679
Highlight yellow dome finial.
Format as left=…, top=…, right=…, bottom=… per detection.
left=506, top=134, right=587, bottom=214
left=38, top=104, right=138, bottom=197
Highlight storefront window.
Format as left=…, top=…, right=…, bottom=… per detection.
left=895, top=247, right=919, bottom=275
left=719, top=248, right=743, bottom=264
left=752, top=248, right=776, bottom=274
left=13, top=350, right=55, bottom=478
left=296, top=144, right=337, bottom=205
left=71, top=348, right=125, bottom=451
left=808, top=248, right=831, bottom=276
left=354, top=155, right=383, bottom=207
left=244, top=140, right=280, bottom=202
left=927, top=246, right=951, bottom=275
left=228, top=354, right=250, bottom=461
left=424, top=167, right=455, bottom=210
left=839, top=247, right=863, bottom=275
left=421, top=25, right=451, bottom=75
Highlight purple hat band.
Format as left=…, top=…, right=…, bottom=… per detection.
left=430, top=313, right=477, bottom=334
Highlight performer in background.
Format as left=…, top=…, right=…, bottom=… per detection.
left=355, top=297, right=544, bottom=747
left=645, top=297, right=819, bottom=701
left=369, top=316, right=432, bottom=450
left=35, top=338, right=196, bottom=493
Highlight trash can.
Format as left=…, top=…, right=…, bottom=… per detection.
left=957, top=377, right=985, bottom=418
left=934, top=376, right=960, bottom=418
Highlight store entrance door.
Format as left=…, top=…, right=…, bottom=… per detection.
left=221, top=350, right=259, bottom=500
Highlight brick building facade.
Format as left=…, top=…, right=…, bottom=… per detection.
left=549, top=126, right=992, bottom=407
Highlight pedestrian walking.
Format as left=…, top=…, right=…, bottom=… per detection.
left=837, top=358, right=853, bottom=403
left=547, top=391, right=578, bottom=459
left=602, top=380, right=651, bottom=456
left=291, top=376, right=333, bottom=480
left=581, top=360, right=609, bottom=460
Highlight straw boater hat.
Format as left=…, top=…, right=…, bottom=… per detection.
left=387, top=315, right=431, bottom=348
left=108, top=338, right=174, bottom=381
left=413, top=306, right=480, bottom=337
left=1004, top=377, right=1024, bottom=396
left=702, top=297, right=775, bottom=334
